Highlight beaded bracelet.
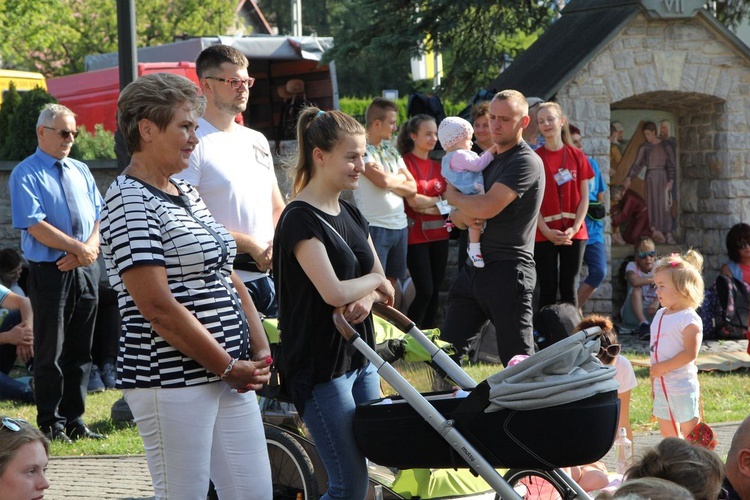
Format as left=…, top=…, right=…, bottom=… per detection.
left=219, top=358, right=238, bottom=379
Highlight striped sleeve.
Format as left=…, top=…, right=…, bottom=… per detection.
left=103, top=180, right=165, bottom=275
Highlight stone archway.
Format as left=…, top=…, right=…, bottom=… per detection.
left=554, top=12, right=750, bottom=313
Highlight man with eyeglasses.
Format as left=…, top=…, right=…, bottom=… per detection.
left=8, top=103, right=105, bottom=443
left=180, top=44, right=285, bottom=317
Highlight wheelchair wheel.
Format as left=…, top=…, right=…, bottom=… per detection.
left=266, top=425, right=318, bottom=499
left=501, top=469, right=572, bottom=500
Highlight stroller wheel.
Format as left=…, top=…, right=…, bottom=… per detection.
left=502, top=469, right=572, bottom=500
left=266, top=425, right=318, bottom=499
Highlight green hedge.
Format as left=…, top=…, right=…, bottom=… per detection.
left=340, top=96, right=466, bottom=126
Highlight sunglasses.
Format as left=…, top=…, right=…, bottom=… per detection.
left=718, top=487, right=729, bottom=500
left=42, top=126, right=79, bottom=139
left=637, top=250, right=656, bottom=259
left=204, top=76, right=255, bottom=90
left=598, top=344, right=621, bottom=358
left=0, top=417, right=27, bottom=432
left=736, top=241, right=750, bottom=249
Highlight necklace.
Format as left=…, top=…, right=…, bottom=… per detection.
left=125, top=164, right=174, bottom=194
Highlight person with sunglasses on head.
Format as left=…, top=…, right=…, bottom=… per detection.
left=9, top=103, right=104, bottom=444
left=621, top=236, right=660, bottom=340
left=721, top=223, right=750, bottom=285
left=180, top=44, right=285, bottom=319
left=0, top=416, right=50, bottom=500
left=575, top=314, right=636, bottom=443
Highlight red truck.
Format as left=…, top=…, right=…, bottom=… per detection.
left=47, top=62, right=198, bottom=133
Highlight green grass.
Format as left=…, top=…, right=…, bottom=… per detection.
left=2, top=355, right=748, bottom=457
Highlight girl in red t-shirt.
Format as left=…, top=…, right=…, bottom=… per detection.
left=396, top=115, right=449, bottom=328
left=534, top=102, right=593, bottom=309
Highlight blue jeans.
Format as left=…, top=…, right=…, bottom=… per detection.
left=301, top=363, right=379, bottom=500
left=582, top=241, right=607, bottom=288
left=244, top=275, right=278, bottom=318
left=369, top=226, right=408, bottom=280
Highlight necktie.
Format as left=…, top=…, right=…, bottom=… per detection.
left=56, top=161, right=83, bottom=238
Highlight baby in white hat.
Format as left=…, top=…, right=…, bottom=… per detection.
left=438, top=116, right=498, bottom=268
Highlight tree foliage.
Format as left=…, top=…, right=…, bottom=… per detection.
left=0, top=0, right=241, bottom=76
left=323, top=0, right=554, bottom=100
left=708, top=0, right=750, bottom=30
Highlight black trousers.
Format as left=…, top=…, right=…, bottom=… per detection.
left=441, top=260, right=536, bottom=366
left=534, top=239, right=586, bottom=309
left=91, top=284, right=120, bottom=366
left=406, top=239, right=449, bottom=329
left=29, top=261, right=99, bottom=430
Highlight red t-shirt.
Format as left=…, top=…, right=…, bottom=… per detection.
left=535, top=144, right=594, bottom=242
left=402, top=152, right=449, bottom=245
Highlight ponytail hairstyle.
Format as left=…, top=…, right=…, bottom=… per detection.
left=537, top=102, right=573, bottom=147
left=396, top=114, right=436, bottom=156
left=653, top=249, right=705, bottom=310
left=291, top=106, right=366, bottom=197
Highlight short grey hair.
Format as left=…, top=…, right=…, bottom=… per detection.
left=117, top=72, right=206, bottom=155
left=36, top=103, right=76, bottom=128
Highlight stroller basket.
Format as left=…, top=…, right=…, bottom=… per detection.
left=353, top=381, right=619, bottom=470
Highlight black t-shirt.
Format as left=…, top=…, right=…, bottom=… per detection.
left=481, top=141, right=544, bottom=266
left=273, top=200, right=375, bottom=401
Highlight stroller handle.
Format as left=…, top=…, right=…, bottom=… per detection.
left=372, top=303, right=414, bottom=332
left=332, top=307, right=357, bottom=341
left=333, top=304, right=415, bottom=341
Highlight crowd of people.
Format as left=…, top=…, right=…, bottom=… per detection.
left=0, top=41, right=747, bottom=500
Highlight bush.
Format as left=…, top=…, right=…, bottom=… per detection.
left=339, top=95, right=467, bottom=127
left=0, top=82, right=22, bottom=159
left=2, top=87, right=58, bottom=161
left=70, top=124, right=116, bottom=160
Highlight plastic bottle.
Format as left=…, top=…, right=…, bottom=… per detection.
left=614, top=427, right=633, bottom=475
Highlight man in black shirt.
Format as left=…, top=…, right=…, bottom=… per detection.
left=443, top=90, right=544, bottom=366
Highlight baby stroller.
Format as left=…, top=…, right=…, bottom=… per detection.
left=334, top=303, right=621, bottom=500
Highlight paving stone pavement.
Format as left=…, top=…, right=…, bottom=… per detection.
left=45, top=337, right=747, bottom=499
left=46, top=423, right=743, bottom=499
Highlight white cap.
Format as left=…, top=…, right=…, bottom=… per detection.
left=438, top=117, right=473, bottom=150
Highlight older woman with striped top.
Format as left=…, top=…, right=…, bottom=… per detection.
left=100, top=72, right=272, bottom=500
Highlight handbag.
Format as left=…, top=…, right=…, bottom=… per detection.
left=654, top=314, right=717, bottom=450
left=586, top=201, right=606, bottom=221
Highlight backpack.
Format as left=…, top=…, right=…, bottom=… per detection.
left=698, top=275, right=750, bottom=340
left=407, top=92, right=447, bottom=126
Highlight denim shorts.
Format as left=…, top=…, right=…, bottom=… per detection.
left=369, top=226, right=408, bottom=280
left=652, top=385, right=699, bottom=422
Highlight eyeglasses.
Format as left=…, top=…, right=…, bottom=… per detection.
left=598, top=344, right=621, bottom=358
left=1, top=417, right=27, bottom=432
left=637, top=250, right=656, bottom=259
left=42, top=126, right=79, bottom=139
left=736, top=241, right=750, bottom=249
left=204, top=76, right=255, bottom=90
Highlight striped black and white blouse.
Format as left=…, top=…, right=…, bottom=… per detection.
left=100, top=176, right=248, bottom=389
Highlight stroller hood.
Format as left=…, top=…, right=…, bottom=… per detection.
left=485, top=328, right=618, bottom=411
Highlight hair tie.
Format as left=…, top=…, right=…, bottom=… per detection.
left=670, top=261, right=679, bottom=267
left=316, top=110, right=325, bottom=117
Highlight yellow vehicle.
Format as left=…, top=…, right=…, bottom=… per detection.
left=0, top=69, right=46, bottom=105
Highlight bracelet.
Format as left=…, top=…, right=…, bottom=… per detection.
left=219, top=358, right=238, bottom=379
